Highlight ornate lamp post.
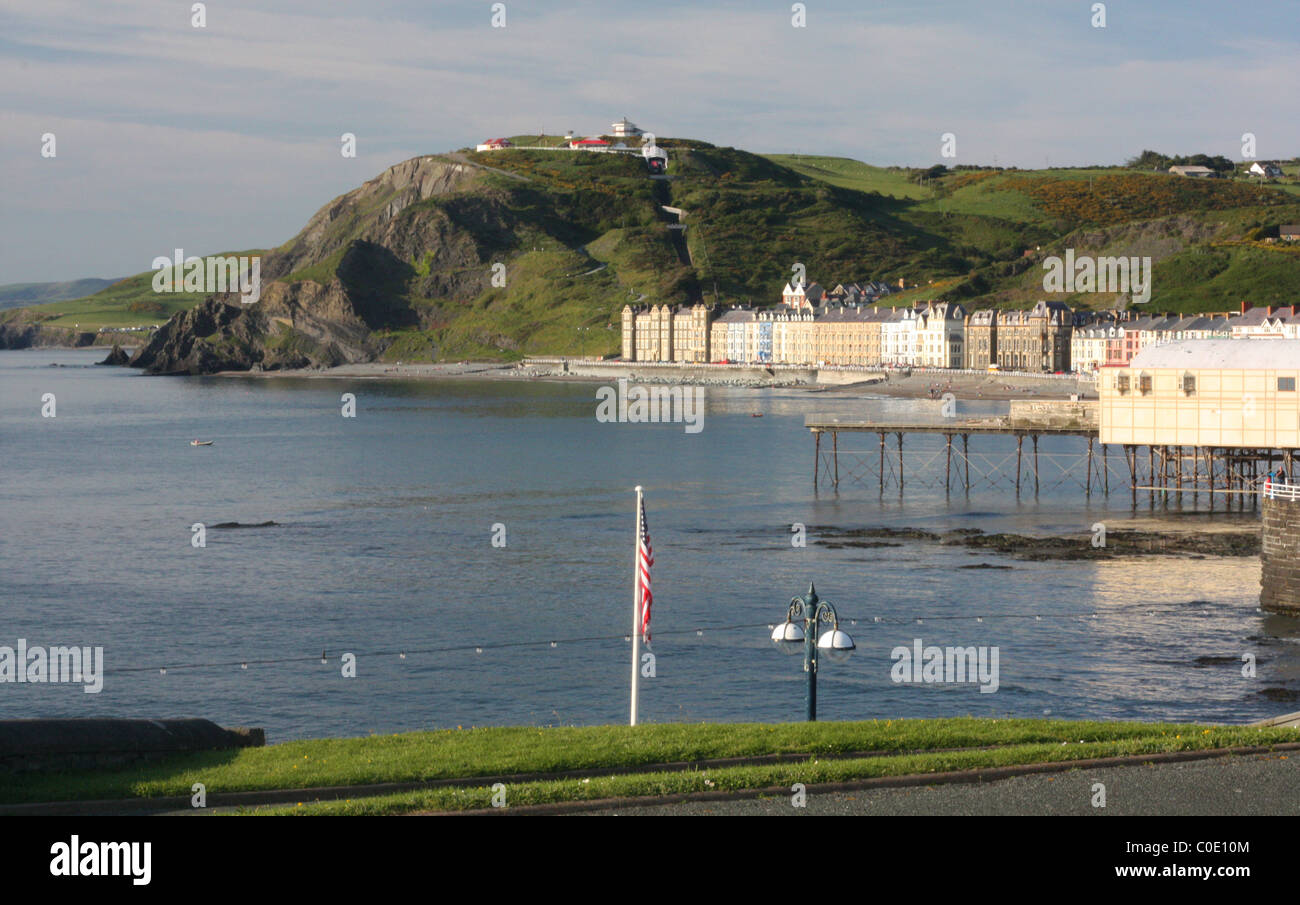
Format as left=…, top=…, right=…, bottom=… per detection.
left=770, top=583, right=855, bottom=721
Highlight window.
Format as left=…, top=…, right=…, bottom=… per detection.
left=1116, top=374, right=1130, bottom=394
left=1183, top=372, right=1196, bottom=395
left=1281, top=377, right=1297, bottom=392
left=1139, top=373, right=1152, bottom=395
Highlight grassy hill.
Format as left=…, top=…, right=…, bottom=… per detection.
left=0, top=278, right=120, bottom=311
left=9, top=140, right=1300, bottom=363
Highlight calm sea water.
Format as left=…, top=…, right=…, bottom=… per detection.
left=2, top=349, right=1298, bottom=741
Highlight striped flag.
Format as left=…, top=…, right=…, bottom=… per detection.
left=637, top=496, right=654, bottom=643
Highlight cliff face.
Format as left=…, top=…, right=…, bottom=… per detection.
left=0, top=324, right=96, bottom=349
left=126, top=156, right=490, bottom=374
left=127, top=279, right=379, bottom=374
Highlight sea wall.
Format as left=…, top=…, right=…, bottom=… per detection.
left=1261, top=495, right=1300, bottom=615
left=0, top=718, right=265, bottom=775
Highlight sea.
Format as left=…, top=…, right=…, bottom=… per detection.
left=2, top=348, right=1297, bottom=741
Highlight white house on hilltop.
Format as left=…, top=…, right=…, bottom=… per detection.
left=611, top=118, right=645, bottom=138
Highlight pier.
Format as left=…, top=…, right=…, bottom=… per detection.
left=807, top=401, right=1297, bottom=504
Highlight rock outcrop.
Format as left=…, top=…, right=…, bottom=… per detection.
left=119, top=155, right=500, bottom=374
left=97, top=344, right=130, bottom=366
left=0, top=323, right=96, bottom=350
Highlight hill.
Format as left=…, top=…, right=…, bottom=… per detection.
left=8, top=139, right=1300, bottom=371
left=0, top=278, right=120, bottom=310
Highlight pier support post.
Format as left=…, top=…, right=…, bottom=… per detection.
left=1032, top=434, right=1039, bottom=495
left=833, top=431, right=839, bottom=489
left=1102, top=443, right=1109, bottom=495
left=897, top=432, right=904, bottom=495
left=1126, top=445, right=1137, bottom=505
left=962, top=434, right=970, bottom=492
left=1086, top=436, right=1094, bottom=497
left=813, top=431, right=820, bottom=489
left=945, top=434, right=952, bottom=494
left=1016, top=434, right=1023, bottom=496
left=878, top=432, right=885, bottom=494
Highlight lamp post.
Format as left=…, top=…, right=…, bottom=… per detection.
left=770, top=583, right=854, bottom=721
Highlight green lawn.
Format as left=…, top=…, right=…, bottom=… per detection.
left=4, top=718, right=1294, bottom=814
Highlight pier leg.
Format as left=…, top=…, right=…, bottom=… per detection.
left=1201, top=449, right=1211, bottom=512
left=833, top=431, right=839, bottom=489
left=1103, top=444, right=1109, bottom=495
left=1086, top=436, right=1094, bottom=497
left=813, top=431, right=820, bottom=489
left=897, top=433, right=904, bottom=496
left=878, top=432, right=885, bottom=494
left=1016, top=434, right=1023, bottom=497
left=1032, top=434, right=1039, bottom=495
left=1126, top=445, right=1137, bottom=506
left=945, top=434, right=952, bottom=494
left=962, top=434, right=970, bottom=492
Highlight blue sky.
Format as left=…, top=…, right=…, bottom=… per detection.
left=2, top=0, right=1298, bottom=282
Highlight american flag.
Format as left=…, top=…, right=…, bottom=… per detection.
left=637, top=496, right=654, bottom=643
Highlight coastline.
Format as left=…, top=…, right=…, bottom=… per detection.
left=210, top=358, right=1095, bottom=401
left=15, top=346, right=1094, bottom=401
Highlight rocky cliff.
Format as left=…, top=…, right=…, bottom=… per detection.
left=0, top=323, right=97, bottom=349
left=126, top=155, right=500, bottom=374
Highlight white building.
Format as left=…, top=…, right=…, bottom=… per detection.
left=781, top=281, right=824, bottom=311
left=1248, top=162, right=1283, bottom=179
left=915, top=301, right=966, bottom=368
left=611, top=118, right=644, bottom=138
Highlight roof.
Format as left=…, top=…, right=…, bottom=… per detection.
left=1127, top=339, right=1300, bottom=370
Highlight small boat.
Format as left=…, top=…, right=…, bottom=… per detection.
left=751, top=412, right=764, bottom=418
left=190, top=439, right=214, bottom=446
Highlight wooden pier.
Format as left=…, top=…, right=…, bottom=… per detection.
left=807, top=402, right=1297, bottom=504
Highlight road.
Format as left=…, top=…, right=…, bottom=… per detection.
left=577, top=751, right=1300, bottom=816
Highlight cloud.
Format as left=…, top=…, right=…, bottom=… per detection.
left=1, top=0, right=1297, bottom=281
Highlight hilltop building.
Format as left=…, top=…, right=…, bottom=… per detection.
left=611, top=118, right=645, bottom=138
left=1248, top=162, right=1284, bottom=179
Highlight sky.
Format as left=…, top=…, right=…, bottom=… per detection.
left=2, top=0, right=1298, bottom=283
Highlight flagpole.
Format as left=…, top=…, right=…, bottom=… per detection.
left=631, top=486, right=643, bottom=727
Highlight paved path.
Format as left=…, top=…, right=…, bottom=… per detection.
left=578, top=752, right=1300, bottom=816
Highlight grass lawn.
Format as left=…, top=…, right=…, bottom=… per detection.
left=3, top=719, right=1295, bottom=814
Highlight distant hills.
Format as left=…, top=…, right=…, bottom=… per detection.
left=0, top=278, right=120, bottom=310
left=5, top=137, right=1300, bottom=371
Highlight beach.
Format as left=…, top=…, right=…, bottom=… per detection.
left=214, top=357, right=1095, bottom=401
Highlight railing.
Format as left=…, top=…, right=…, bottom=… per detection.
left=1263, top=482, right=1300, bottom=501
left=522, top=358, right=1095, bottom=380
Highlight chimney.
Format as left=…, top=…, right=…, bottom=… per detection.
left=1241, top=300, right=1252, bottom=314
left=1268, top=305, right=1277, bottom=317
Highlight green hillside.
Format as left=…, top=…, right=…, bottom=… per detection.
left=9, top=140, right=1300, bottom=363
left=3, top=251, right=263, bottom=330
left=0, top=277, right=119, bottom=310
